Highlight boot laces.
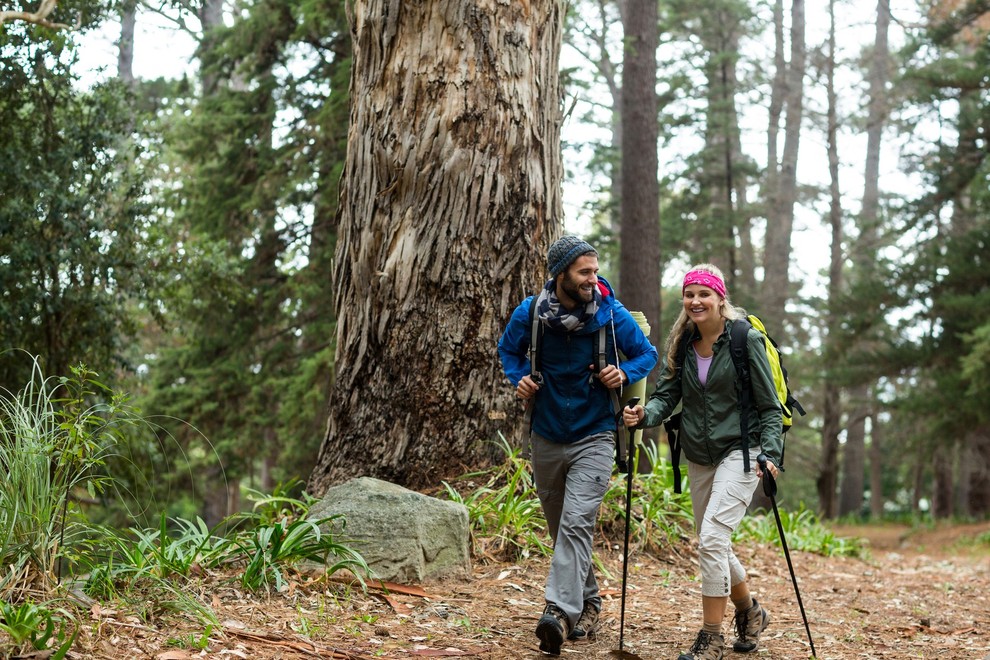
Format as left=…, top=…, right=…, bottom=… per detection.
left=734, top=608, right=750, bottom=641
left=691, top=630, right=715, bottom=653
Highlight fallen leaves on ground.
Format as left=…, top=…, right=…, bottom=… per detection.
left=59, top=522, right=990, bottom=659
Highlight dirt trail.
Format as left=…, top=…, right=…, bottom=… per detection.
left=366, top=522, right=990, bottom=659
left=70, top=522, right=990, bottom=659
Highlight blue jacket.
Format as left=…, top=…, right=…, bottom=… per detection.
left=498, top=277, right=658, bottom=443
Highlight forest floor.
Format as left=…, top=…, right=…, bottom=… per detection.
left=66, top=520, right=990, bottom=660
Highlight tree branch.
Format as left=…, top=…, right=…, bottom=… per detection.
left=0, top=0, right=72, bottom=29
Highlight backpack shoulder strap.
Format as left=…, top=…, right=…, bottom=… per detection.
left=528, top=296, right=542, bottom=382
left=522, top=296, right=542, bottom=454
left=664, top=329, right=695, bottom=493
left=729, top=317, right=755, bottom=473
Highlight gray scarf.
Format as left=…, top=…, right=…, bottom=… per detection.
left=535, top=279, right=602, bottom=332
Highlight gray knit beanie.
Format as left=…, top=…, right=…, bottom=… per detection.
left=547, top=235, right=597, bottom=277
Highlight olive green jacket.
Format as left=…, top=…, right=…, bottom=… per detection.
left=642, top=319, right=784, bottom=467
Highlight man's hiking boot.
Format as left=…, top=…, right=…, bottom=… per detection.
left=536, top=603, right=570, bottom=655
left=567, top=601, right=600, bottom=640
left=677, top=630, right=725, bottom=660
left=732, top=599, right=770, bottom=653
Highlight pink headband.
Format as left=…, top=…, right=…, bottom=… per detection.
left=683, top=270, right=727, bottom=298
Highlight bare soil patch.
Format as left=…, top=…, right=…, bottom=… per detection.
left=64, top=521, right=990, bottom=660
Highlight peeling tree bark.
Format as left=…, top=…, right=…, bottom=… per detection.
left=309, top=0, right=564, bottom=495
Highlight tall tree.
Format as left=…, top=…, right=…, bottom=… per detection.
left=761, top=0, right=805, bottom=330
left=118, top=0, right=137, bottom=85
left=836, top=0, right=892, bottom=518
left=0, top=24, right=153, bottom=390
left=130, top=0, right=352, bottom=524
left=891, top=0, right=990, bottom=517
left=618, top=0, right=661, bottom=364
left=817, top=0, right=844, bottom=519
left=309, top=0, right=566, bottom=494
left=694, top=0, right=756, bottom=300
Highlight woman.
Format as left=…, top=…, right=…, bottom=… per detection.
left=623, top=264, right=782, bottom=660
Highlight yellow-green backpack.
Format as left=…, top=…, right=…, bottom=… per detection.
left=665, top=314, right=806, bottom=492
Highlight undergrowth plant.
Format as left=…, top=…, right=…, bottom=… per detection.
left=1, top=358, right=372, bottom=653
left=600, top=442, right=694, bottom=552
left=226, top=485, right=371, bottom=592
left=82, top=486, right=370, bottom=605
left=442, top=433, right=551, bottom=560
left=735, top=503, right=867, bottom=558
left=0, top=358, right=139, bottom=598
left=0, top=600, right=77, bottom=659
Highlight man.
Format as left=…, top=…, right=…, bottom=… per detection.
left=498, top=235, right=658, bottom=655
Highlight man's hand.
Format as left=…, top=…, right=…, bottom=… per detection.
left=516, top=375, right=540, bottom=400
left=593, top=364, right=626, bottom=389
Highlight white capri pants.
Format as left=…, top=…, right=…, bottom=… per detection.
left=687, top=448, right=761, bottom=597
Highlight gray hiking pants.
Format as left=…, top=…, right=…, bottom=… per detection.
left=688, top=448, right=761, bottom=597
left=531, top=431, right=614, bottom=627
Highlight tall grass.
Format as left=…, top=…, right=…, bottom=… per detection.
left=442, top=434, right=551, bottom=560
left=1, top=358, right=372, bottom=654
left=0, top=358, right=138, bottom=598
left=600, top=441, right=694, bottom=552
left=736, top=503, right=867, bottom=558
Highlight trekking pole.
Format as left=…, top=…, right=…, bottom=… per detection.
left=612, top=397, right=641, bottom=659
left=757, top=454, right=817, bottom=658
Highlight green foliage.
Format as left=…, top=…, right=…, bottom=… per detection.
left=736, top=504, right=867, bottom=558
left=126, top=515, right=230, bottom=580
left=0, top=39, right=158, bottom=389
left=0, top=358, right=140, bottom=597
left=125, top=0, right=353, bottom=520
left=0, top=600, right=77, bottom=659
left=227, top=481, right=370, bottom=592
left=600, top=442, right=694, bottom=552
left=442, top=434, right=551, bottom=560
left=166, top=625, right=213, bottom=650
left=82, top=484, right=368, bottom=603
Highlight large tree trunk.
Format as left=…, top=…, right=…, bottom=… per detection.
left=198, top=0, right=225, bottom=94
left=309, top=0, right=564, bottom=496
left=932, top=446, right=955, bottom=518
left=761, top=0, right=804, bottom=330
left=699, top=5, right=743, bottom=291
left=965, top=427, right=990, bottom=517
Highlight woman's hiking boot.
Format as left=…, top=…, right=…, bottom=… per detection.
left=567, top=601, right=600, bottom=640
left=677, top=629, right=725, bottom=660
left=535, top=603, right=570, bottom=655
left=732, top=599, right=770, bottom=652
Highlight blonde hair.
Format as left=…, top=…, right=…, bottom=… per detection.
left=662, top=263, right=745, bottom=378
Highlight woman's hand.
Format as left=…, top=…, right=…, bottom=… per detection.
left=756, top=458, right=779, bottom=480
left=622, top=404, right=643, bottom=428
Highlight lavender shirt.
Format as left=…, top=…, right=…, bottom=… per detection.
left=695, top=347, right=713, bottom=386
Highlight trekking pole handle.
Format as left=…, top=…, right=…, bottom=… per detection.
left=624, top=398, right=641, bottom=469
left=757, top=453, right=777, bottom=498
